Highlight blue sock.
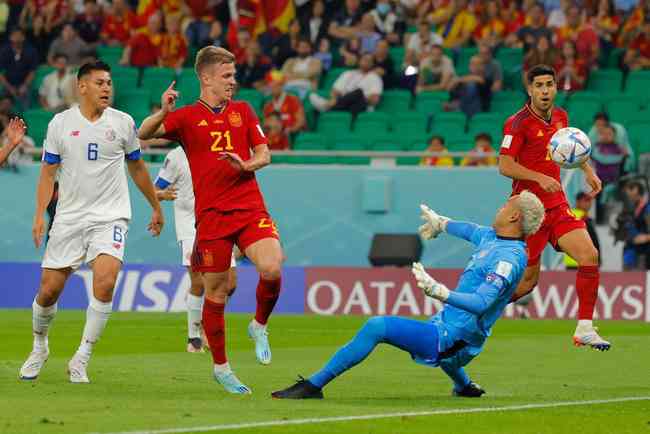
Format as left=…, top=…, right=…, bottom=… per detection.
left=309, top=317, right=387, bottom=388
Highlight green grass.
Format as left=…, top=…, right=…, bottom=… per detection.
left=1, top=311, right=649, bottom=434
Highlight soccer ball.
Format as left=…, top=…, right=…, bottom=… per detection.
left=549, top=127, right=592, bottom=169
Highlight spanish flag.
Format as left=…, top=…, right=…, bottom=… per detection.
left=264, top=0, right=295, bottom=33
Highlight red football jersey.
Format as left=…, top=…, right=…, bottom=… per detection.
left=500, top=104, right=569, bottom=209
left=163, top=99, right=268, bottom=220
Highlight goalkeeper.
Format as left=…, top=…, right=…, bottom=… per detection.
left=272, top=191, right=544, bottom=399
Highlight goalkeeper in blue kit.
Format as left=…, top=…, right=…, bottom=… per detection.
left=272, top=191, right=545, bottom=399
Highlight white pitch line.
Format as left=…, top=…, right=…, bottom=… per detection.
left=97, top=396, right=650, bottom=434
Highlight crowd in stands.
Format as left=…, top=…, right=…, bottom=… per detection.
left=0, top=0, right=648, bottom=178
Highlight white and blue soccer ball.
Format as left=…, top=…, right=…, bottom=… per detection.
left=549, top=127, right=592, bottom=169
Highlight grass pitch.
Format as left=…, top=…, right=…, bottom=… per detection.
left=1, top=311, right=649, bottom=434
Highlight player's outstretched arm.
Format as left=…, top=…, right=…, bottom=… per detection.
left=138, top=81, right=179, bottom=140
left=498, top=155, right=561, bottom=193
left=33, top=162, right=58, bottom=248
left=127, top=159, right=164, bottom=236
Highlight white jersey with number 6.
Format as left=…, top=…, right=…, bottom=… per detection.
left=42, top=105, right=141, bottom=224
left=155, top=146, right=195, bottom=242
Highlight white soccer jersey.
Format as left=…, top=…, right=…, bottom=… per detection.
left=155, top=146, right=195, bottom=242
left=43, top=105, right=141, bottom=224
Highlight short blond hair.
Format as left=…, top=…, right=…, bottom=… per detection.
left=517, top=190, right=545, bottom=237
left=194, top=46, right=235, bottom=75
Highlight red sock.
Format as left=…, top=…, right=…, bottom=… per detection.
left=576, top=265, right=599, bottom=320
left=202, top=298, right=227, bottom=364
left=255, top=277, right=281, bottom=325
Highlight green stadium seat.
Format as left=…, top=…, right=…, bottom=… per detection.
left=117, top=89, right=151, bottom=115
left=317, top=111, right=352, bottom=133
left=455, top=47, right=478, bottom=75
left=568, top=101, right=602, bottom=130
left=490, top=99, right=523, bottom=116
left=391, top=112, right=429, bottom=134
left=377, top=90, right=412, bottom=112
left=467, top=112, right=506, bottom=139
left=355, top=111, right=389, bottom=133
left=431, top=112, right=466, bottom=134
left=587, top=69, right=623, bottom=93
left=495, top=47, right=524, bottom=71
left=389, top=46, right=405, bottom=68
left=23, top=109, right=55, bottom=147
left=97, top=45, right=124, bottom=67
left=236, top=89, right=264, bottom=112
left=414, top=91, right=449, bottom=114
left=319, top=67, right=349, bottom=91
left=141, top=67, right=177, bottom=102
left=604, top=47, right=625, bottom=69
left=605, top=96, right=644, bottom=122
left=625, top=71, right=650, bottom=95
left=331, top=133, right=370, bottom=150
left=111, top=66, right=140, bottom=90
left=293, top=132, right=328, bottom=150
left=370, top=137, right=404, bottom=151
left=626, top=122, right=650, bottom=155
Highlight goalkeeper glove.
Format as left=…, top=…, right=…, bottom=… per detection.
left=418, top=204, right=449, bottom=240
left=411, top=262, right=450, bottom=301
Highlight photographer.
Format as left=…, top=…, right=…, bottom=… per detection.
left=622, top=181, right=650, bottom=270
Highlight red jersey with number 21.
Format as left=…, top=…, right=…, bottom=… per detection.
left=162, top=100, right=268, bottom=220
left=500, top=104, right=569, bottom=210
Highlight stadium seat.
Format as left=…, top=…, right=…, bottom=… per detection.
left=23, top=109, right=54, bottom=147
left=625, top=71, right=650, bottom=95
left=97, top=45, right=124, bottom=67
left=604, top=47, right=625, bottom=69
left=495, top=47, right=524, bottom=72
left=316, top=111, right=353, bottom=133
left=117, top=89, right=151, bottom=115
left=31, top=65, right=55, bottom=106
left=431, top=112, right=467, bottom=134
left=587, top=69, right=623, bottom=93
left=319, top=67, right=349, bottom=91
left=110, top=66, right=140, bottom=90
left=236, top=88, right=264, bottom=112
left=467, top=112, right=506, bottom=139
left=377, top=89, right=412, bottom=112
left=605, top=96, right=644, bottom=122
left=355, top=111, right=390, bottom=133
left=141, top=67, right=177, bottom=101
left=414, top=91, right=449, bottom=115
left=389, top=46, right=405, bottom=68
left=627, top=122, right=650, bottom=155
left=293, top=132, right=328, bottom=150
left=455, top=47, right=478, bottom=75
left=568, top=102, right=601, bottom=130
left=391, top=112, right=429, bottom=134
left=177, top=69, right=200, bottom=106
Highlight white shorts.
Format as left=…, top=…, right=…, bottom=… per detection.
left=42, top=219, right=129, bottom=270
left=179, top=238, right=236, bottom=268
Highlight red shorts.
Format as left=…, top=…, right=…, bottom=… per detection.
left=191, top=209, right=280, bottom=273
left=526, top=203, right=586, bottom=266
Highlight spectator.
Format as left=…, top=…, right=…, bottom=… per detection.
left=356, top=12, right=381, bottom=55
left=445, top=56, right=492, bottom=117
left=0, top=94, right=17, bottom=128
left=403, top=20, right=443, bottom=68
left=0, top=28, right=39, bottom=109
left=20, top=0, right=69, bottom=35
left=588, top=112, right=634, bottom=172
left=263, top=74, right=306, bottom=134
left=416, top=43, right=455, bottom=93
left=370, top=0, right=402, bottom=44
left=73, top=0, right=103, bottom=47
left=622, top=180, right=650, bottom=270
left=555, top=40, right=588, bottom=92
left=236, top=40, right=272, bottom=90
left=339, top=36, right=361, bottom=67
left=523, top=35, right=557, bottom=73
left=477, top=40, right=503, bottom=92
left=314, top=37, right=333, bottom=71
left=25, top=13, right=55, bottom=63
left=328, top=0, right=363, bottom=42
left=429, top=0, right=477, bottom=50
left=281, top=37, right=322, bottom=99
left=304, top=0, right=328, bottom=45
left=231, top=26, right=252, bottom=65
left=39, top=53, right=75, bottom=112
left=502, top=2, right=526, bottom=46
left=200, top=20, right=226, bottom=49
left=47, top=23, right=92, bottom=67
left=419, top=135, right=454, bottom=166
left=264, top=111, right=290, bottom=151
left=591, top=123, right=627, bottom=187
left=268, top=18, right=302, bottom=68
left=309, top=53, right=383, bottom=115
left=120, top=11, right=163, bottom=68
left=563, top=192, right=601, bottom=270
left=618, top=1, right=650, bottom=46
left=591, top=0, right=620, bottom=56
left=460, top=133, right=497, bottom=166
left=373, top=39, right=395, bottom=88
left=183, top=0, right=214, bottom=48
left=472, top=0, right=506, bottom=48
left=100, top=0, right=137, bottom=46
left=555, top=4, right=599, bottom=67
left=623, top=18, right=650, bottom=71
left=159, top=13, right=188, bottom=70
left=516, top=2, right=553, bottom=53
left=0, top=0, right=7, bottom=35
left=547, top=0, right=570, bottom=29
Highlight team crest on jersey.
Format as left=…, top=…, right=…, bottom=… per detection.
left=105, top=129, right=116, bottom=142
left=228, top=112, right=242, bottom=127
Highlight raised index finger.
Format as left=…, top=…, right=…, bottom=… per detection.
left=166, top=81, right=176, bottom=92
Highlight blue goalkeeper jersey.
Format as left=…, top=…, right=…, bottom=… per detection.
left=424, top=221, right=527, bottom=367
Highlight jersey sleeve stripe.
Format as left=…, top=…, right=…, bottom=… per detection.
left=42, top=151, right=61, bottom=164
left=155, top=177, right=171, bottom=189
left=125, top=149, right=141, bottom=161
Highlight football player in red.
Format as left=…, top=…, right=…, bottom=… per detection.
left=499, top=64, right=610, bottom=351
left=139, top=46, right=284, bottom=394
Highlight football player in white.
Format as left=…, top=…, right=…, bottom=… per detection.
left=19, top=61, right=164, bottom=383
left=155, top=146, right=237, bottom=353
